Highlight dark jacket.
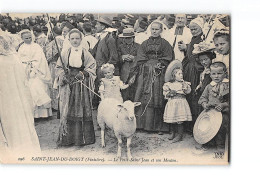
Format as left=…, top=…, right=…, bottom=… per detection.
left=118, top=42, right=140, bottom=83
left=95, top=33, right=119, bottom=79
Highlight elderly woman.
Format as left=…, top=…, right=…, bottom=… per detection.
left=181, top=17, right=204, bottom=132
left=17, top=29, right=52, bottom=119
left=118, top=28, right=140, bottom=101
left=55, top=29, right=96, bottom=146
left=0, top=32, right=41, bottom=160
left=133, top=21, right=173, bottom=133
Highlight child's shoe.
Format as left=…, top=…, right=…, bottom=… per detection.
left=158, top=131, right=163, bottom=135
left=172, top=124, right=183, bottom=143
left=172, top=134, right=182, bottom=143
left=168, top=132, right=175, bottom=140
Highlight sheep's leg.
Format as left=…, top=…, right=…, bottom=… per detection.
left=101, top=129, right=105, bottom=147
left=127, top=136, right=133, bottom=160
left=98, top=119, right=106, bottom=148
left=115, top=133, right=122, bottom=158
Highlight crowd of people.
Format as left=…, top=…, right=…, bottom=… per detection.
left=0, top=13, right=230, bottom=157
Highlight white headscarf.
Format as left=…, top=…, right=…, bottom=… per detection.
left=190, top=17, right=204, bottom=29
left=62, top=28, right=90, bottom=53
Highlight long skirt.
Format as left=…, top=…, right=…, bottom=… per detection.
left=134, top=64, right=169, bottom=132
left=57, top=69, right=95, bottom=146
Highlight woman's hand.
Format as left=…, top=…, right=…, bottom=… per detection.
left=122, top=55, right=131, bottom=62
left=122, top=54, right=135, bottom=62
left=75, top=71, right=84, bottom=81
left=28, top=66, right=37, bottom=78
left=122, top=55, right=128, bottom=61
left=127, top=55, right=135, bottom=61
left=61, top=75, right=71, bottom=86
left=155, top=62, right=165, bottom=69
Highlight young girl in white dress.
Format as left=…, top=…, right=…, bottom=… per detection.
left=18, top=29, right=52, bottom=119
left=163, top=60, right=192, bottom=143
left=99, top=63, right=134, bottom=103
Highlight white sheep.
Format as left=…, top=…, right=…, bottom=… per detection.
left=97, top=98, right=141, bottom=159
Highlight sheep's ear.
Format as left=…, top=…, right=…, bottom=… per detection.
left=134, top=102, right=141, bottom=107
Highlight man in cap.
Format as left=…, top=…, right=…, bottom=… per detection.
left=117, top=28, right=140, bottom=101
left=94, top=16, right=119, bottom=78
left=112, top=17, right=121, bottom=29
left=167, top=14, right=192, bottom=62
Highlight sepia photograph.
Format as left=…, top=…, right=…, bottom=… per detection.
left=0, top=12, right=230, bottom=165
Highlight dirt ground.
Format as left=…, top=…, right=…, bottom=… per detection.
left=34, top=111, right=228, bottom=165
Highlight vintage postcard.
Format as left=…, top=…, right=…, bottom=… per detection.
left=0, top=13, right=230, bottom=165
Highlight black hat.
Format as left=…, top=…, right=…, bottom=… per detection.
left=113, top=17, right=120, bottom=22
left=96, top=16, right=113, bottom=28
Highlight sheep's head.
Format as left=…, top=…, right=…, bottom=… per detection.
left=117, top=101, right=141, bottom=121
